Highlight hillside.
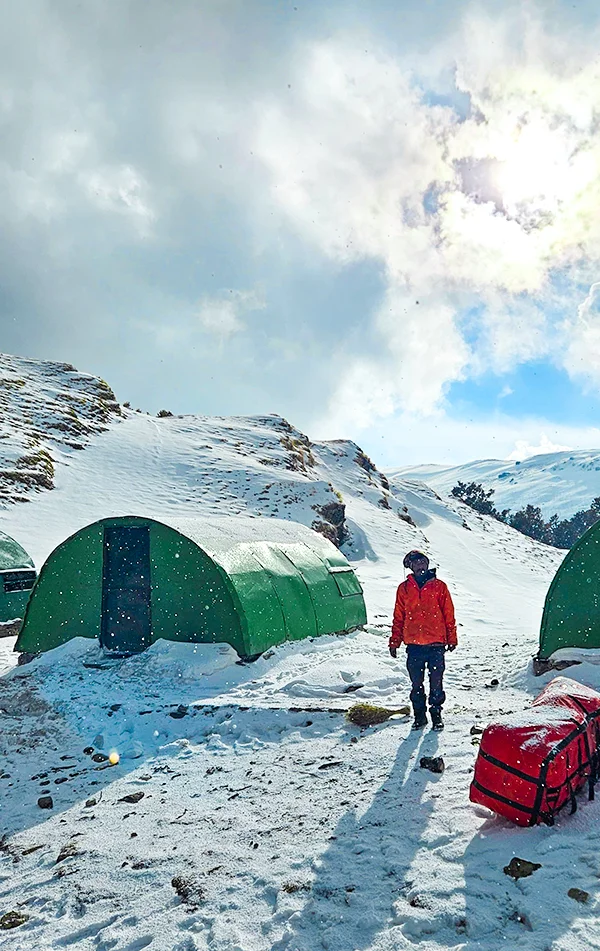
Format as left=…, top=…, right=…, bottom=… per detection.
left=389, top=450, right=600, bottom=519
left=0, top=353, right=122, bottom=506
left=5, top=353, right=600, bottom=951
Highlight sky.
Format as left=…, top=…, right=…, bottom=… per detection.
left=2, top=0, right=600, bottom=467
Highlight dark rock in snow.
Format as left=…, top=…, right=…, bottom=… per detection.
left=420, top=756, right=445, bottom=774
left=118, top=791, right=145, bottom=804
left=169, top=705, right=188, bottom=719
left=56, top=842, right=78, bottom=862
left=37, top=796, right=53, bottom=809
left=503, top=857, right=541, bottom=879
left=568, top=888, right=589, bottom=903
left=171, top=875, right=205, bottom=910
left=470, top=725, right=484, bottom=735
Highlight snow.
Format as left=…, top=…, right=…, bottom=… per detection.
left=2, top=354, right=600, bottom=950
left=390, top=450, right=600, bottom=519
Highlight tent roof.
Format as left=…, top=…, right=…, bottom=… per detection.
left=101, top=514, right=346, bottom=564
left=0, top=529, right=34, bottom=571
left=539, top=518, right=600, bottom=659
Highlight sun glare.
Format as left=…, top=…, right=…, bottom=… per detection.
left=493, top=121, right=595, bottom=216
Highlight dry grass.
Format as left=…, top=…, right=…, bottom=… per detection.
left=346, top=703, right=411, bottom=727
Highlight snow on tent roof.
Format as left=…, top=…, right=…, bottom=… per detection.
left=0, top=529, right=34, bottom=571
left=160, top=515, right=340, bottom=557
left=16, top=514, right=366, bottom=658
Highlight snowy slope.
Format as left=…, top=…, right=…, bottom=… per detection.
left=4, top=354, right=600, bottom=951
left=390, top=450, right=600, bottom=518
left=0, top=352, right=121, bottom=506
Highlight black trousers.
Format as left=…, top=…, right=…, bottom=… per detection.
left=406, top=644, right=446, bottom=716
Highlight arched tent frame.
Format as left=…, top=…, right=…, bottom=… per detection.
left=0, top=529, right=36, bottom=624
left=539, top=518, right=600, bottom=660
left=16, top=515, right=367, bottom=657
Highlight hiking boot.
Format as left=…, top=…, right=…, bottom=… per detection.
left=431, top=709, right=444, bottom=731
left=412, top=713, right=427, bottom=730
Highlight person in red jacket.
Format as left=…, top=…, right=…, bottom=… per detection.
left=389, top=550, right=457, bottom=731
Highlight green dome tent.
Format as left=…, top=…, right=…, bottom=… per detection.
left=538, top=518, right=600, bottom=660
left=0, top=529, right=36, bottom=625
left=16, top=515, right=367, bottom=658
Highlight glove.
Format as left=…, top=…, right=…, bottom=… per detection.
left=446, top=644, right=457, bottom=652
left=389, top=646, right=397, bottom=658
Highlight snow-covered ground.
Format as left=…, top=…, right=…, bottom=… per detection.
left=3, top=355, right=600, bottom=950
left=390, top=450, right=600, bottom=519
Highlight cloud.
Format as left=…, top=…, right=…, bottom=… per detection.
left=197, top=288, right=264, bottom=339
left=563, top=282, right=600, bottom=388
left=2, top=1, right=600, bottom=463
left=254, top=12, right=600, bottom=425
left=507, top=434, right=573, bottom=462
left=313, top=404, right=597, bottom=469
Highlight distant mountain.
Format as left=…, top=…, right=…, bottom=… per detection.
left=389, top=450, right=600, bottom=519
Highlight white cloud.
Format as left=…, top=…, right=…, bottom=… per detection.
left=254, top=13, right=600, bottom=428
left=313, top=404, right=597, bottom=469
left=563, top=282, right=600, bottom=388
left=197, top=288, right=265, bottom=339
left=83, top=165, right=154, bottom=236
left=507, top=434, right=573, bottom=462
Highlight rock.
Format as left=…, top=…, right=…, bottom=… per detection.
left=85, top=798, right=97, bottom=808
left=470, top=725, right=484, bottom=735
left=37, top=796, right=53, bottom=810
left=0, top=911, right=29, bottom=929
left=169, top=705, right=188, bottom=719
left=503, top=857, right=541, bottom=880
left=171, top=875, right=205, bottom=910
left=420, top=756, right=445, bottom=774
left=568, top=888, right=589, bottom=903
left=343, top=683, right=365, bottom=694
left=118, top=791, right=145, bottom=804
left=56, top=842, right=78, bottom=863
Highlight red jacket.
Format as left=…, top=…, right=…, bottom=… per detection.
left=390, top=573, right=457, bottom=648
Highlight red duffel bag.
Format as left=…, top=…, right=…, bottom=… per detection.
left=470, top=677, right=600, bottom=826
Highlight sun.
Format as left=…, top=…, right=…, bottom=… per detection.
left=492, top=120, right=595, bottom=219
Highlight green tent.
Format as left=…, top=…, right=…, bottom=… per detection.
left=0, top=529, right=36, bottom=624
left=16, top=515, right=367, bottom=657
left=538, top=518, right=600, bottom=660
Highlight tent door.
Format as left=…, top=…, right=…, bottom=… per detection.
left=101, top=526, right=151, bottom=654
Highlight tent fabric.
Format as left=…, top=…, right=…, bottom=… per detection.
left=0, top=529, right=34, bottom=572
left=539, top=519, right=600, bottom=660
left=0, top=530, right=36, bottom=623
left=15, top=515, right=367, bottom=657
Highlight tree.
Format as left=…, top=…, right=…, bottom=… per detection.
left=508, top=505, right=547, bottom=542
left=451, top=481, right=498, bottom=517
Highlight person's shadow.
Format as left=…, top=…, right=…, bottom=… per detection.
left=270, top=726, right=443, bottom=951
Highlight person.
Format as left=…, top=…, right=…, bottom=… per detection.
left=388, top=550, right=457, bottom=731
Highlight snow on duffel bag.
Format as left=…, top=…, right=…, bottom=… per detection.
left=470, top=677, right=600, bottom=826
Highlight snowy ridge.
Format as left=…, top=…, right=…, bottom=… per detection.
left=0, top=352, right=121, bottom=505
left=3, top=354, right=600, bottom=951
left=389, top=449, right=600, bottom=519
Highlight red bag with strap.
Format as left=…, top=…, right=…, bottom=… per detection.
left=470, top=677, right=600, bottom=826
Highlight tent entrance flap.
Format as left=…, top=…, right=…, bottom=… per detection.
left=101, top=526, right=151, bottom=654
